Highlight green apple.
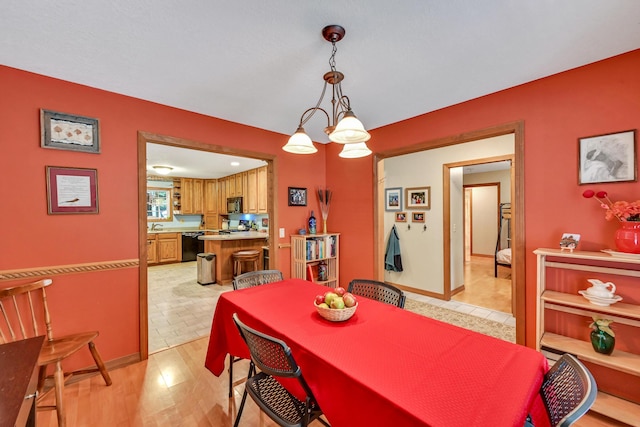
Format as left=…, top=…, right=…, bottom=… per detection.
left=324, top=291, right=338, bottom=306
left=318, top=302, right=330, bottom=309
left=330, top=296, right=345, bottom=310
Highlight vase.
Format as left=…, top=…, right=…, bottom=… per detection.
left=590, top=329, right=615, bottom=355
left=614, top=221, right=640, bottom=254
left=323, top=219, right=327, bottom=234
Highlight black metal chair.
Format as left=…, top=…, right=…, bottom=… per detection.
left=347, top=279, right=406, bottom=308
left=232, top=313, right=330, bottom=427
left=232, top=269, right=284, bottom=290
left=228, top=269, right=284, bottom=397
left=526, top=354, right=597, bottom=427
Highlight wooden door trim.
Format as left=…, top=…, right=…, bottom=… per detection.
left=374, top=121, right=525, bottom=344
left=137, top=131, right=277, bottom=360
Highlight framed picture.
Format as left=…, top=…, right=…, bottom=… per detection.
left=288, top=187, right=307, bottom=206
left=46, top=166, right=99, bottom=214
left=395, top=212, right=407, bottom=222
left=559, top=233, right=581, bottom=252
left=261, top=218, right=269, bottom=227
left=384, top=187, right=402, bottom=211
left=41, top=109, right=100, bottom=153
left=412, top=212, right=425, bottom=222
left=578, top=129, right=636, bottom=184
left=405, top=186, right=431, bottom=209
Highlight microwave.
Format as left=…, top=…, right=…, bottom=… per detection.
left=227, top=197, right=243, bottom=213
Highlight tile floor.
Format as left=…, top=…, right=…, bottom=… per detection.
left=147, top=262, right=515, bottom=354
left=147, top=261, right=232, bottom=353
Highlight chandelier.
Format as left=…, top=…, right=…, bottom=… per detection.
left=282, top=25, right=372, bottom=158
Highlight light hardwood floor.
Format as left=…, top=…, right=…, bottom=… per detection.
left=452, top=255, right=512, bottom=314
left=36, top=336, right=625, bottom=427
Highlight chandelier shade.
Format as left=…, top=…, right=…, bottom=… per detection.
left=152, top=165, right=173, bottom=175
left=282, top=127, right=318, bottom=154
left=283, top=25, right=371, bottom=158
left=339, top=142, right=372, bottom=159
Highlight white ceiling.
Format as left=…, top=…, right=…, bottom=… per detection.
left=3, top=1, right=640, bottom=176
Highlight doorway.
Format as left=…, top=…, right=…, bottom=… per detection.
left=137, top=131, right=277, bottom=360
left=374, top=121, right=525, bottom=343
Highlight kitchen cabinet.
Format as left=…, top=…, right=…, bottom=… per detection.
left=204, top=213, right=219, bottom=230
left=291, top=233, right=340, bottom=288
left=147, top=236, right=157, bottom=264
left=219, top=176, right=228, bottom=214
left=257, top=166, right=268, bottom=213
left=148, top=233, right=181, bottom=265
left=181, top=178, right=204, bottom=214
left=246, top=168, right=258, bottom=213
left=172, top=179, right=182, bottom=214
left=235, top=173, right=244, bottom=197
left=534, top=248, right=640, bottom=425
left=227, top=176, right=235, bottom=199
left=204, top=179, right=218, bottom=214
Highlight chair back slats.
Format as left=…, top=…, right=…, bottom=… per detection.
left=0, top=279, right=53, bottom=344
left=347, top=279, right=406, bottom=308
left=233, top=270, right=284, bottom=290
left=541, top=354, right=597, bottom=427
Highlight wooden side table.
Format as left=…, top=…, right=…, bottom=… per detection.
left=0, top=336, right=44, bottom=427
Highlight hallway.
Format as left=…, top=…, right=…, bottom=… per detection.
left=452, top=255, right=512, bottom=314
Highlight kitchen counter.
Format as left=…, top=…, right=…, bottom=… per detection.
left=199, top=231, right=267, bottom=241
left=200, top=233, right=268, bottom=285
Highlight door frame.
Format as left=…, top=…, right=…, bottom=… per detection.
left=374, top=121, right=525, bottom=343
left=137, top=131, right=277, bottom=360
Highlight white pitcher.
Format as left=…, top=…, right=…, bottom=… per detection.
left=586, top=279, right=617, bottom=299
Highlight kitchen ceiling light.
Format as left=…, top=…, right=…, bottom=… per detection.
left=282, top=25, right=371, bottom=157
left=152, top=165, right=173, bottom=175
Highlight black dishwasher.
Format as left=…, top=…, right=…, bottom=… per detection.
left=182, top=232, right=205, bottom=262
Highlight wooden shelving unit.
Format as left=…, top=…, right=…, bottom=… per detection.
left=534, top=248, right=640, bottom=425
left=291, top=233, right=339, bottom=288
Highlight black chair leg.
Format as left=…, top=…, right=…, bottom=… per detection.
left=233, top=363, right=254, bottom=427
left=228, top=355, right=234, bottom=397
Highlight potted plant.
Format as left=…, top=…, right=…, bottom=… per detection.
left=589, top=316, right=615, bottom=355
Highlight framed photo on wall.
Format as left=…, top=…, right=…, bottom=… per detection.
left=578, top=129, right=637, bottom=184
left=41, top=109, right=101, bottom=154
left=405, top=186, right=431, bottom=209
left=412, top=212, right=425, bottom=222
left=46, top=166, right=99, bottom=214
left=288, top=187, right=307, bottom=206
left=385, top=187, right=402, bottom=211
left=395, top=212, right=407, bottom=222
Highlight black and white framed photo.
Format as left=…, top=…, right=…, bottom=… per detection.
left=384, top=187, right=402, bottom=212
left=578, top=129, right=636, bottom=184
left=41, top=109, right=101, bottom=153
left=288, top=187, right=307, bottom=206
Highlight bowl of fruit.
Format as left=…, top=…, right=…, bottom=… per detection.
left=314, top=287, right=358, bottom=322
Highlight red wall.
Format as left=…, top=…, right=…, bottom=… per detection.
left=0, top=65, right=325, bottom=365
left=2, top=48, right=639, bottom=368
left=327, top=49, right=640, bottom=346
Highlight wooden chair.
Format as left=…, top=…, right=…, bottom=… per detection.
left=0, top=279, right=112, bottom=427
left=232, top=313, right=329, bottom=427
left=229, top=270, right=284, bottom=397
left=347, top=279, right=406, bottom=308
left=231, top=250, right=260, bottom=277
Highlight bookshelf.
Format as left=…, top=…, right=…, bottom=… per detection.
left=291, top=233, right=340, bottom=288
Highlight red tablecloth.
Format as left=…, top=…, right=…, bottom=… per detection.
left=205, top=279, right=550, bottom=427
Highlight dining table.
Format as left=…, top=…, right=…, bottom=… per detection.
left=205, top=279, right=550, bottom=427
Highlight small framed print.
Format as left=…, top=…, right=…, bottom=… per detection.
left=395, top=212, right=407, bottom=222
left=46, top=166, right=99, bottom=214
left=406, top=186, right=431, bottom=209
left=559, top=233, right=580, bottom=252
left=41, top=109, right=100, bottom=154
left=288, top=187, right=307, bottom=206
left=261, top=218, right=269, bottom=227
left=578, top=129, right=636, bottom=184
left=385, top=187, right=402, bottom=211
left=412, top=212, right=425, bottom=222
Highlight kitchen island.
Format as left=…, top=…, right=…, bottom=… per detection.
left=199, top=232, right=268, bottom=285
